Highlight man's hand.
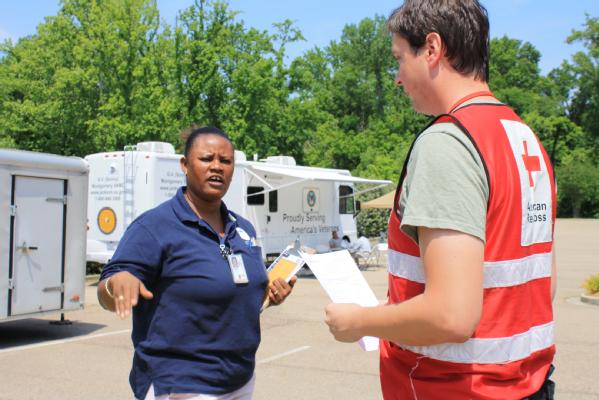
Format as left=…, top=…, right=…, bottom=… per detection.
left=324, top=303, right=364, bottom=343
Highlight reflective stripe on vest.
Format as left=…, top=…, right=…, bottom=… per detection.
left=388, top=249, right=552, bottom=288
left=402, top=321, right=554, bottom=364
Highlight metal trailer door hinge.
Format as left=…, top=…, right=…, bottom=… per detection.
left=46, top=196, right=67, bottom=204
left=8, top=279, right=14, bottom=290
left=43, top=284, right=64, bottom=293
left=9, top=205, right=17, bottom=216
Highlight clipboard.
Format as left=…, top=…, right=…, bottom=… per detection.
left=266, top=245, right=305, bottom=283
left=262, top=245, right=305, bottom=309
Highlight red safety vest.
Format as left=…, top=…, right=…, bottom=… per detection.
left=381, top=94, right=556, bottom=400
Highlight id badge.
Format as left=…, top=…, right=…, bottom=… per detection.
left=227, top=253, right=249, bottom=284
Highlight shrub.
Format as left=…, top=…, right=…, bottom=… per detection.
left=86, top=262, right=104, bottom=276
left=582, top=274, right=599, bottom=295
left=356, top=208, right=390, bottom=238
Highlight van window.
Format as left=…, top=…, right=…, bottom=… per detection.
left=339, top=185, right=355, bottom=214
left=269, top=190, right=278, bottom=212
left=247, top=186, right=265, bottom=205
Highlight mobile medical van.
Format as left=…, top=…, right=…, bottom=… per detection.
left=86, top=142, right=390, bottom=263
left=0, top=149, right=88, bottom=322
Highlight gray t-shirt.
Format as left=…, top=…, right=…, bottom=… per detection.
left=399, top=121, right=489, bottom=244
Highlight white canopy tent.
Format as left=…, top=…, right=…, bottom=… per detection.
left=244, top=163, right=391, bottom=198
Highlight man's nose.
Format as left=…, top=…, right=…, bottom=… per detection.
left=394, top=72, right=402, bottom=86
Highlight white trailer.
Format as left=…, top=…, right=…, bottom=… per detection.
left=86, top=142, right=390, bottom=263
left=0, top=149, right=89, bottom=322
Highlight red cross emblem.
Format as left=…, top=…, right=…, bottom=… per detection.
left=522, top=141, right=541, bottom=187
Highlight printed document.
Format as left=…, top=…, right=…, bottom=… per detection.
left=300, top=249, right=380, bottom=351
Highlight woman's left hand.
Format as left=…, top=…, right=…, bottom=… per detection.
left=268, top=276, right=297, bottom=306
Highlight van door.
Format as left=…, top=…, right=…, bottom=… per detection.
left=9, top=176, right=65, bottom=316
left=338, top=184, right=357, bottom=237
left=245, top=185, right=268, bottom=242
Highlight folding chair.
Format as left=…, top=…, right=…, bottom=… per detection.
left=357, top=242, right=388, bottom=269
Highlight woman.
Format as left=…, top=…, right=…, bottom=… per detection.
left=97, top=126, right=296, bottom=400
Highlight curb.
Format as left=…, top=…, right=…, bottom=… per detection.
left=580, top=293, right=599, bottom=306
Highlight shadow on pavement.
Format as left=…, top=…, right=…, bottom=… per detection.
left=0, top=317, right=106, bottom=350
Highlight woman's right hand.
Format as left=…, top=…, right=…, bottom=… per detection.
left=104, top=271, right=154, bottom=319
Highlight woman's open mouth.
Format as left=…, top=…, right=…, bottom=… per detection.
left=207, top=175, right=225, bottom=187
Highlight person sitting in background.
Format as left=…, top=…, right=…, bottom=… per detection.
left=342, top=235, right=372, bottom=254
left=342, top=235, right=372, bottom=265
left=354, top=236, right=372, bottom=254
left=329, top=230, right=344, bottom=250
left=341, top=235, right=352, bottom=249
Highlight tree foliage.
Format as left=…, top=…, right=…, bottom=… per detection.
left=291, top=15, right=426, bottom=179
left=556, top=148, right=599, bottom=217
left=356, top=208, right=390, bottom=238
left=561, top=16, right=599, bottom=156
left=0, top=1, right=597, bottom=217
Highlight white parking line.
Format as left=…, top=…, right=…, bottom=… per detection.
left=1, top=331, right=311, bottom=366
left=257, top=345, right=311, bottom=364
left=0, top=329, right=131, bottom=354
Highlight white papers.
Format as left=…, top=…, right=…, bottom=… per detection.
left=300, top=250, right=380, bottom=351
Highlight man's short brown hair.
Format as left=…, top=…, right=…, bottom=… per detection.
left=387, top=0, right=490, bottom=82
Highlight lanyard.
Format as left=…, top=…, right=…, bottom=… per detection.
left=448, top=90, right=494, bottom=113
left=219, top=236, right=232, bottom=260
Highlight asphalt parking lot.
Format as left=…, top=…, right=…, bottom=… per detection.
left=0, top=219, right=598, bottom=400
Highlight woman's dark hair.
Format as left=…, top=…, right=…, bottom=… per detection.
left=342, top=235, right=351, bottom=242
left=387, top=0, right=489, bottom=82
left=182, top=125, right=233, bottom=157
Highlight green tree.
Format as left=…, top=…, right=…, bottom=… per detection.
left=173, top=1, right=305, bottom=158
left=546, top=15, right=599, bottom=217
left=523, top=112, right=585, bottom=165
left=561, top=16, right=599, bottom=154
left=490, top=36, right=562, bottom=116
left=0, top=133, right=17, bottom=148
left=292, top=15, right=424, bottom=177
left=556, top=148, right=599, bottom=217
left=1, top=4, right=596, bottom=218
left=0, top=0, right=306, bottom=159
left=0, top=0, right=177, bottom=156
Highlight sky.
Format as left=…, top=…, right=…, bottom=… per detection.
left=0, top=0, right=597, bottom=75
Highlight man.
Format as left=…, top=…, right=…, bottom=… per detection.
left=329, top=230, right=344, bottom=250
left=324, top=1, right=557, bottom=399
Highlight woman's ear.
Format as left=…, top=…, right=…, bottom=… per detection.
left=180, top=156, right=188, bottom=176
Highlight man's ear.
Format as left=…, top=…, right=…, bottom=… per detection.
left=424, top=32, right=444, bottom=67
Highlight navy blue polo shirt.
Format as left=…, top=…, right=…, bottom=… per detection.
left=100, top=187, right=268, bottom=399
